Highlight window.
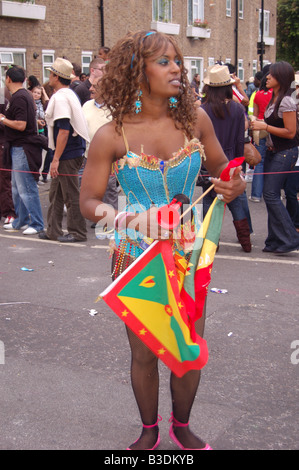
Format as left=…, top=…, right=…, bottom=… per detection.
left=0, top=52, right=13, bottom=64
left=82, top=52, right=93, bottom=75
left=259, top=9, right=270, bottom=37
left=238, top=59, right=244, bottom=82
left=188, top=0, right=204, bottom=25
left=42, top=50, right=55, bottom=83
left=208, top=57, right=215, bottom=68
left=153, top=0, right=172, bottom=22
left=226, top=0, right=232, bottom=17
left=239, top=0, right=244, bottom=19
left=188, top=58, right=204, bottom=86
left=252, top=60, right=258, bottom=77
left=0, top=48, right=26, bottom=88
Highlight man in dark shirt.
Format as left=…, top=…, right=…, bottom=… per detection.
left=39, top=58, right=89, bottom=243
left=0, top=65, right=44, bottom=235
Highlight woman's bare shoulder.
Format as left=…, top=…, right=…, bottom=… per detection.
left=90, top=120, right=126, bottom=161
left=193, top=105, right=212, bottom=138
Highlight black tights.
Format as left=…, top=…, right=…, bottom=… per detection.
left=126, top=305, right=207, bottom=450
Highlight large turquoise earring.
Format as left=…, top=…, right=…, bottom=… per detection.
left=169, top=96, right=178, bottom=109
left=135, top=90, right=143, bottom=114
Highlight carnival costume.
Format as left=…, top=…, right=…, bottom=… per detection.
left=111, top=127, right=205, bottom=277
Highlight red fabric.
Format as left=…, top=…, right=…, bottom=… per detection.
left=254, top=89, right=273, bottom=119
left=220, top=156, right=245, bottom=181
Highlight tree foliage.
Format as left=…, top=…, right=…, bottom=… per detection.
left=277, top=0, right=299, bottom=70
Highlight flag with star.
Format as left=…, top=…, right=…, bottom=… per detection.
left=100, top=157, right=243, bottom=377
left=180, top=197, right=225, bottom=342
left=180, top=156, right=244, bottom=342
left=100, top=240, right=208, bottom=377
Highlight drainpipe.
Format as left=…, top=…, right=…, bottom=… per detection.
left=99, top=0, right=104, bottom=47
left=260, top=0, right=264, bottom=70
left=234, top=0, right=238, bottom=69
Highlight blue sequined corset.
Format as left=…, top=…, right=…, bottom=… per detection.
left=112, top=135, right=205, bottom=260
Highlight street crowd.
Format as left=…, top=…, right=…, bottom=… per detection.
left=1, top=30, right=299, bottom=452
left=0, top=42, right=299, bottom=254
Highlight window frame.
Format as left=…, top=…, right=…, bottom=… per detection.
left=239, top=0, right=244, bottom=19
left=259, top=9, right=270, bottom=37
left=42, top=50, right=55, bottom=84
left=81, top=51, right=93, bottom=75
left=185, top=56, right=204, bottom=89
left=226, top=0, right=232, bottom=17
left=152, top=0, right=172, bottom=23
left=188, top=0, right=204, bottom=25
left=0, top=48, right=26, bottom=88
left=238, top=59, right=244, bottom=83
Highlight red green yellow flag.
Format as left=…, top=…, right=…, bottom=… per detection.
left=180, top=197, right=225, bottom=342
left=100, top=240, right=209, bottom=377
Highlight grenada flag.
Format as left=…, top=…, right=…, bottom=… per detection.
left=100, top=157, right=243, bottom=377
left=180, top=197, right=225, bottom=343
left=100, top=239, right=209, bottom=377
left=179, top=157, right=244, bottom=342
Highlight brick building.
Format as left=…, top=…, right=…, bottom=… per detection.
left=0, top=0, right=277, bottom=90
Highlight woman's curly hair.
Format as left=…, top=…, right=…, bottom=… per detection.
left=99, top=30, right=197, bottom=139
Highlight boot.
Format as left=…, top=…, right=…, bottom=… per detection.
left=233, top=218, right=252, bottom=253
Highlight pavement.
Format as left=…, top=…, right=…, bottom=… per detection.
left=0, top=179, right=298, bottom=451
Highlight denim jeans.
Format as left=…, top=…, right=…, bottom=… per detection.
left=263, top=147, right=299, bottom=251
left=284, top=163, right=299, bottom=229
left=11, top=146, right=44, bottom=231
left=251, top=137, right=267, bottom=199
left=203, top=190, right=252, bottom=232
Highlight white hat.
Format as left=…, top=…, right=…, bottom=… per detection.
left=46, top=58, right=75, bottom=80
left=204, top=64, right=235, bottom=87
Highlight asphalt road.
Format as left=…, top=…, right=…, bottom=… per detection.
left=0, top=181, right=298, bottom=451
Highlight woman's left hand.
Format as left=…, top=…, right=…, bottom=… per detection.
left=210, top=166, right=246, bottom=204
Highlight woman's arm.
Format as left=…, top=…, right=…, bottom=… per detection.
left=80, top=123, right=119, bottom=227
left=251, top=111, right=297, bottom=140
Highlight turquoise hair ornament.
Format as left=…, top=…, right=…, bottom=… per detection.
left=169, top=96, right=178, bottom=109
left=135, top=90, right=143, bottom=114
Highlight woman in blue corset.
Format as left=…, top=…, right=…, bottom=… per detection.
left=80, top=30, right=245, bottom=450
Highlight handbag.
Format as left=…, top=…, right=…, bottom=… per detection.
left=244, top=141, right=262, bottom=167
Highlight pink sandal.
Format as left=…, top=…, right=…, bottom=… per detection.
left=169, top=414, right=212, bottom=450
left=127, top=415, right=162, bottom=450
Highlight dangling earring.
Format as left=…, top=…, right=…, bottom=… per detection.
left=135, top=90, right=142, bottom=114
left=169, top=96, right=178, bottom=109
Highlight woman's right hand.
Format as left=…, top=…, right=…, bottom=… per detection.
left=135, top=206, right=173, bottom=240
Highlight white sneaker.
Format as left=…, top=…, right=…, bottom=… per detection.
left=4, top=223, right=28, bottom=231
left=23, top=227, right=38, bottom=235
left=4, top=216, right=15, bottom=224
left=3, top=223, right=14, bottom=230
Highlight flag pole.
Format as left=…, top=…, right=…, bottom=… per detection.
left=180, top=184, right=215, bottom=220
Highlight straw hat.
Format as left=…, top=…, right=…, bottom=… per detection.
left=204, top=64, right=235, bottom=87
left=46, top=58, right=75, bottom=80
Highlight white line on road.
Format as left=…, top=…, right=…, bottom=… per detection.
left=1, top=233, right=299, bottom=261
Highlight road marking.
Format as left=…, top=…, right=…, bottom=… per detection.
left=1, top=233, right=299, bottom=262
left=0, top=232, right=108, bottom=249
left=216, top=254, right=299, bottom=265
